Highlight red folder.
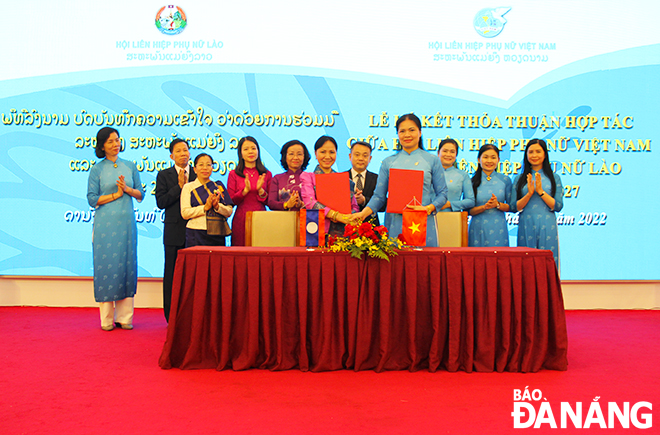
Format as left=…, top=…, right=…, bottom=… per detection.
left=315, top=172, right=352, bottom=214
left=386, top=168, right=424, bottom=213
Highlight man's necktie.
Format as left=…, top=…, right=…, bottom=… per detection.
left=356, top=173, right=364, bottom=191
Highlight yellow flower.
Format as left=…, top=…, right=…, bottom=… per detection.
left=327, top=226, right=400, bottom=259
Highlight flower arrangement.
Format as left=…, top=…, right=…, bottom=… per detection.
left=328, top=221, right=403, bottom=260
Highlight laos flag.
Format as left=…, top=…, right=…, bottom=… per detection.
left=299, top=209, right=325, bottom=247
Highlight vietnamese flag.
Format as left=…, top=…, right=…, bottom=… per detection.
left=401, top=209, right=427, bottom=246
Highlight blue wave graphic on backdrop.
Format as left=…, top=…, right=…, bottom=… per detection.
left=0, top=46, right=658, bottom=279
left=2, top=44, right=658, bottom=106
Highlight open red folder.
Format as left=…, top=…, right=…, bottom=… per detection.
left=315, top=172, right=352, bottom=214
left=386, top=168, right=424, bottom=213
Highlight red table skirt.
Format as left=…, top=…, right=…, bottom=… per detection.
left=159, top=247, right=568, bottom=372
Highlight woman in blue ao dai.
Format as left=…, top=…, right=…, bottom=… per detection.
left=511, top=139, right=563, bottom=267
left=87, top=127, right=145, bottom=331
left=468, top=144, right=511, bottom=247
left=351, top=114, right=448, bottom=246
left=437, top=138, right=475, bottom=212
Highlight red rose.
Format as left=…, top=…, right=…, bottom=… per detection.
left=344, top=224, right=355, bottom=237
left=358, top=222, right=372, bottom=236
left=374, top=225, right=387, bottom=236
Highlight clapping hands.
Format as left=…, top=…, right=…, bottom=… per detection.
left=242, top=176, right=251, bottom=196
left=484, top=193, right=499, bottom=210
left=534, top=172, right=543, bottom=195
left=256, top=173, right=266, bottom=191
left=205, top=191, right=220, bottom=211
left=526, top=172, right=544, bottom=196
left=284, top=191, right=302, bottom=209
left=178, top=169, right=187, bottom=188
left=115, top=176, right=126, bottom=198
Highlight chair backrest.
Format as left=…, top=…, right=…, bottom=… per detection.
left=435, top=211, right=468, bottom=247
left=245, top=211, right=299, bottom=247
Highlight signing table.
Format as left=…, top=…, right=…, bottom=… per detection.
left=159, top=247, right=568, bottom=372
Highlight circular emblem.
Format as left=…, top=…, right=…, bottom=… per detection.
left=473, top=7, right=511, bottom=38
left=155, top=6, right=187, bottom=35
left=306, top=222, right=319, bottom=234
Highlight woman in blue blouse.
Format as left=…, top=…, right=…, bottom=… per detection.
left=511, top=139, right=563, bottom=266
left=351, top=113, right=448, bottom=246
left=437, top=138, right=475, bottom=212
left=468, top=144, right=511, bottom=247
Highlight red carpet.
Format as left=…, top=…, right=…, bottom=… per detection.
left=0, top=308, right=657, bottom=434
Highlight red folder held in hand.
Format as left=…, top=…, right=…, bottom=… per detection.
left=386, top=169, right=424, bottom=213
left=315, top=172, right=352, bottom=214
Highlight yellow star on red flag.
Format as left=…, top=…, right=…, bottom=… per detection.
left=402, top=209, right=427, bottom=247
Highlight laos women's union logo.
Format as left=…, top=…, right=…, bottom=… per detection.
left=155, top=5, right=187, bottom=35
left=474, top=7, right=511, bottom=38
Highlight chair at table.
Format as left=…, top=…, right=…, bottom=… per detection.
left=435, top=211, right=468, bottom=247
left=245, top=211, right=300, bottom=247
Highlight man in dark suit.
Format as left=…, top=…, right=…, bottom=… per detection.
left=155, top=138, right=195, bottom=322
left=348, top=141, right=383, bottom=225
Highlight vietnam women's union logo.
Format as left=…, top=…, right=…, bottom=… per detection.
left=156, top=5, right=187, bottom=35
left=473, top=7, right=511, bottom=38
